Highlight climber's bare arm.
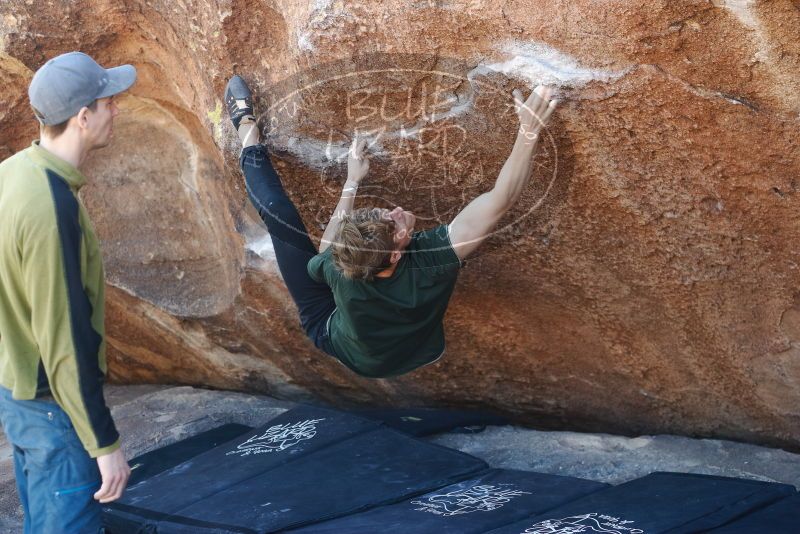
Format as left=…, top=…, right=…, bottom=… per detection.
left=448, top=86, right=557, bottom=261
left=319, top=137, right=369, bottom=253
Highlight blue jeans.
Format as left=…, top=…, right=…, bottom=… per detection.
left=0, top=386, right=103, bottom=534
left=240, top=145, right=337, bottom=355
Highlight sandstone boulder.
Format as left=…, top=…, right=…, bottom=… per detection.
left=1, top=0, right=798, bottom=449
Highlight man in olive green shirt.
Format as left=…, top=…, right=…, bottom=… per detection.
left=0, top=51, right=136, bottom=532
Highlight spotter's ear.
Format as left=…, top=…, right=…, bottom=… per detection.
left=75, top=106, right=92, bottom=129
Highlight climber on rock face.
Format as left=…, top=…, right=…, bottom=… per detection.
left=226, top=75, right=557, bottom=378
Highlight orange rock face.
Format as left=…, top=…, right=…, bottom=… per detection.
left=1, top=1, right=799, bottom=449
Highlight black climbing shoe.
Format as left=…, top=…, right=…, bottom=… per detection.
left=225, top=75, right=255, bottom=130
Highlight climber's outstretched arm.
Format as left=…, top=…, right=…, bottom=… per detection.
left=448, top=86, right=557, bottom=261
left=320, top=136, right=370, bottom=253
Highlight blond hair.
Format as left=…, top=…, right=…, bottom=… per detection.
left=332, top=207, right=396, bottom=281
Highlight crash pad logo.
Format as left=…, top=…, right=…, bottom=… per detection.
left=410, top=483, right=531, bottom=516
left=226, top=418, right=325, bottom=457
left=521, top=513, right=643, bottom=534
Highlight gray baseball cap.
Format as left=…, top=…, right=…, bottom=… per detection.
left=28, top=51, right=137, bottom=125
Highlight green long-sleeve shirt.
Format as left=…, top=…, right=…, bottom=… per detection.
left=0, top=141, right=119, bottom=458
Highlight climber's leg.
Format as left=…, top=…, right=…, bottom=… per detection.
left=228, top=76, right=336, bottom=353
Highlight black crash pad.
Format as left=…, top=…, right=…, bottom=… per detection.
left=118, top=405, right=381, bottom=512
left=127, top=423, right=254, bottom=487
left=105, top=405, right=487, bottom=533
left=709, top=492, right=800, bottom=533
left=287, top=468, right=609, bottom=533
left=484, top=471, right=796, bottom=534
left=354, top=407, right=508, bottom=436
left=105, top=423, right=254, bottom=534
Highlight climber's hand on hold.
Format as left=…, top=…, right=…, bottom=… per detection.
left=512, top=85, right=557, bottom=145
left=448, top=85, right=558, bottom=261
left=320, top=134, right=367, bottom=252
left=347, top=135, right=370, bottom=185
